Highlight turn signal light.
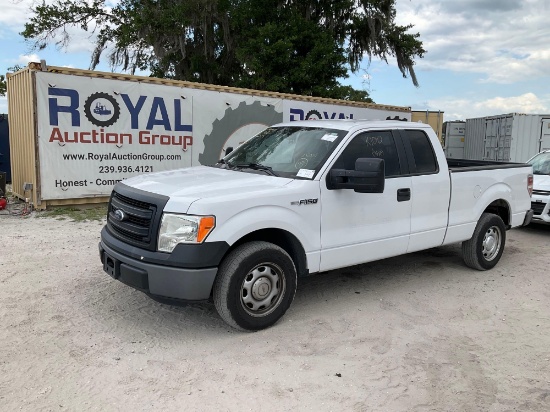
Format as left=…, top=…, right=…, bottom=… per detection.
left=197, top=216, right=216, bottom=243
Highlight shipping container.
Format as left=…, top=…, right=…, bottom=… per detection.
left=7, top=62, right=411, bottom=209
left=0, top=113, right=10, bottom=182
left=412, top=110, right=444, bottom=143
left=442, top=121, right=465, bottom=158
left=464, top=113, right=550, bottom=162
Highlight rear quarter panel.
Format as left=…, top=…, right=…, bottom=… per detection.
left=443, top=167, right=531, bottom=245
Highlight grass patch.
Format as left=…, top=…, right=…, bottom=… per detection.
left=37, top=205, right=108, bottom=222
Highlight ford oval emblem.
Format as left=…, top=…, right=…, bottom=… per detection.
left=113, top=209, right=126, bottom=222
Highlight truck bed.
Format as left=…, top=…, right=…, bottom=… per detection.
left=447, top=158, right=529, bottom=172
left=443, top=160, right=532, bottom=246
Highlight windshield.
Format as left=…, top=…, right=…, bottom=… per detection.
left=218, top=126, right=348, bottom=178
left=527, top=152, right=550, bottom=175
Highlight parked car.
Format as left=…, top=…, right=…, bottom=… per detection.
left=527, top=150, right=550, bottom=223
left=99, top=120, right=533, bottom=330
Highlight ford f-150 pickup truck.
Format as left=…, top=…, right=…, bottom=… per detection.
left=99, top=120, right=533, bottom=330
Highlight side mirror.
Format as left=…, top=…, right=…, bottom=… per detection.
left=327, top=158, right=385, bottom=193
left=225, top=146, right=234, bottom=155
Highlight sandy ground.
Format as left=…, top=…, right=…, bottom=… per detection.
left=1, top=214, right=550, bottom=412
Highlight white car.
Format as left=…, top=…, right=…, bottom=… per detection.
left=527, top=150, right=550, bottom=223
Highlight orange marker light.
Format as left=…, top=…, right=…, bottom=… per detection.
left=197, top=216, right=216, bottom=243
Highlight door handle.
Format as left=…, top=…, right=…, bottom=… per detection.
left=397, top=188, right=411, bottom=202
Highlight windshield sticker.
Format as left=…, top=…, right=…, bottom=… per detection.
left=321, top=133, right=338, bottom=142
left=297, top=169, right=315, bottom=179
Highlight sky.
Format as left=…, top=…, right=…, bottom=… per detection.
left=1, top=0, right=549, bottom=121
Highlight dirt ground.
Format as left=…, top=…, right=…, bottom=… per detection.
left=1, top=214, right=550, bottom=412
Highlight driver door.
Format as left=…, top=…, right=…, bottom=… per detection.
left=319, top=129, right=412, bottom=271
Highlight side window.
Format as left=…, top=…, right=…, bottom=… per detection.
left=333, top=131, right=402, bottom=177
left=406, top=130, right=438, bottom=174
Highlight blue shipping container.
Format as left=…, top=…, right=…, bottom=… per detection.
left=0, top=114, right=10, bottom=182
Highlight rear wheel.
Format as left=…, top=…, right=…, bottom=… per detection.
left=462, top=213, right=506, bottom=270
left=213, top=241, right=297, bottom=331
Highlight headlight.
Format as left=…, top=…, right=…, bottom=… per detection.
left=158, top=213, right=215, bottom=252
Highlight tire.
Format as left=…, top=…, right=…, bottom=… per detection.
left=213, top=241, right=297, bottom=331
left=462, top=213, right=506, bottom=271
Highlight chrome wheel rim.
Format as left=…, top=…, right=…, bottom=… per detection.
left=240, top=263, right=286, bottom=317
left=482, top=225, right=502, bottom=261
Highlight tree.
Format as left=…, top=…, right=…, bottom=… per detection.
left=0, top=75, right=6, bottom=97
left=21, top=0, right=425, bottom=101
left=0, top=66, right=24, bottom=97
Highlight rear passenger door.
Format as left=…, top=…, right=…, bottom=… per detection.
left=319, top=129, right=412, bottom=271
left=399, top=129, right=451, bottom=252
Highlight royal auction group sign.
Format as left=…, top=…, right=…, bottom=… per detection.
left=37, top=72, right=195, bottom=199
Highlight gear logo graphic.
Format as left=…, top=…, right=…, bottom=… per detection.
left=199, top=101, right=282, bottom=166
left=84, top=92, right=121, bottom=127
left=305, top=110, right=323, bottom=120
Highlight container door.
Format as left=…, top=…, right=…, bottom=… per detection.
left=541, top=119, right=550, bottom=152
left=484, top=118, right=497, bottom=157
left=498, top=117, right=513, bottom=161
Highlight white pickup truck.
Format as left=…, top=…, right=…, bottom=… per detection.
left=99, top=120, right=533, bottom=330
left=527, top=150, right=550, bottom=223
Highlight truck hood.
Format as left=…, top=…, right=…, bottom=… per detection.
left=121, top=166, right=293, bottom=213
left=533, top=174, right=550, bottom=192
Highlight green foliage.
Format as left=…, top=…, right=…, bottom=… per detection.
left=37, top=205, right=108, bottom=222
left=1, top=65, right=26, bottom=97
left=21, top=0, right=426, bottom=101
left=0, top=75, right=5, bottom=97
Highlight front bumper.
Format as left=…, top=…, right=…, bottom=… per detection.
left=99, top=228, right=227, bottom=302
left=531, top=195, right=550, bottom=223
left=523, top=209, right=534, bottom=226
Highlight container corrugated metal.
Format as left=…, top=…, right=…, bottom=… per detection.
left=541, top=118, right=550, bottom=152
left=464, top=113, right=550, bottom=162
left=509, top=114, right=550, bottom=162
left=6, top=68, right=39, bottom=205
left=464, top=117, right=486, bottom=160
left=412, top=111, right=444, bottom=142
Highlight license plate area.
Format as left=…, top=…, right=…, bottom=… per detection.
left=103, top=252, right=120, bottom=279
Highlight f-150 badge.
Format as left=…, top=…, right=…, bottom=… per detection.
left=291, top=199, right=318, bottom=206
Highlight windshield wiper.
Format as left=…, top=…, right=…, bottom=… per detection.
left=214, top=158, right=237, bottom=169
left=230, top=162, right=279, bottom=176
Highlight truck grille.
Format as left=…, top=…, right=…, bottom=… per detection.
left=531, top=202, right=547, bottom=216
left=532, top=189, right=550, bottom=196
left=107, top=185, right=169, bottom=251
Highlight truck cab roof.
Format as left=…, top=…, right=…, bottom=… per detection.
left=274, top=119, right=432, bottom=133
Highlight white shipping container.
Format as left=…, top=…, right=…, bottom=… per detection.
left=464, top=113, right=550, bottom=162
left=443, top=121, right=465, bottom=158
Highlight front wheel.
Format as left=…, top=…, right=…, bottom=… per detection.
left=462, top=213, right=506, bottom=270
left=213, top=241, right=297, bottom=331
